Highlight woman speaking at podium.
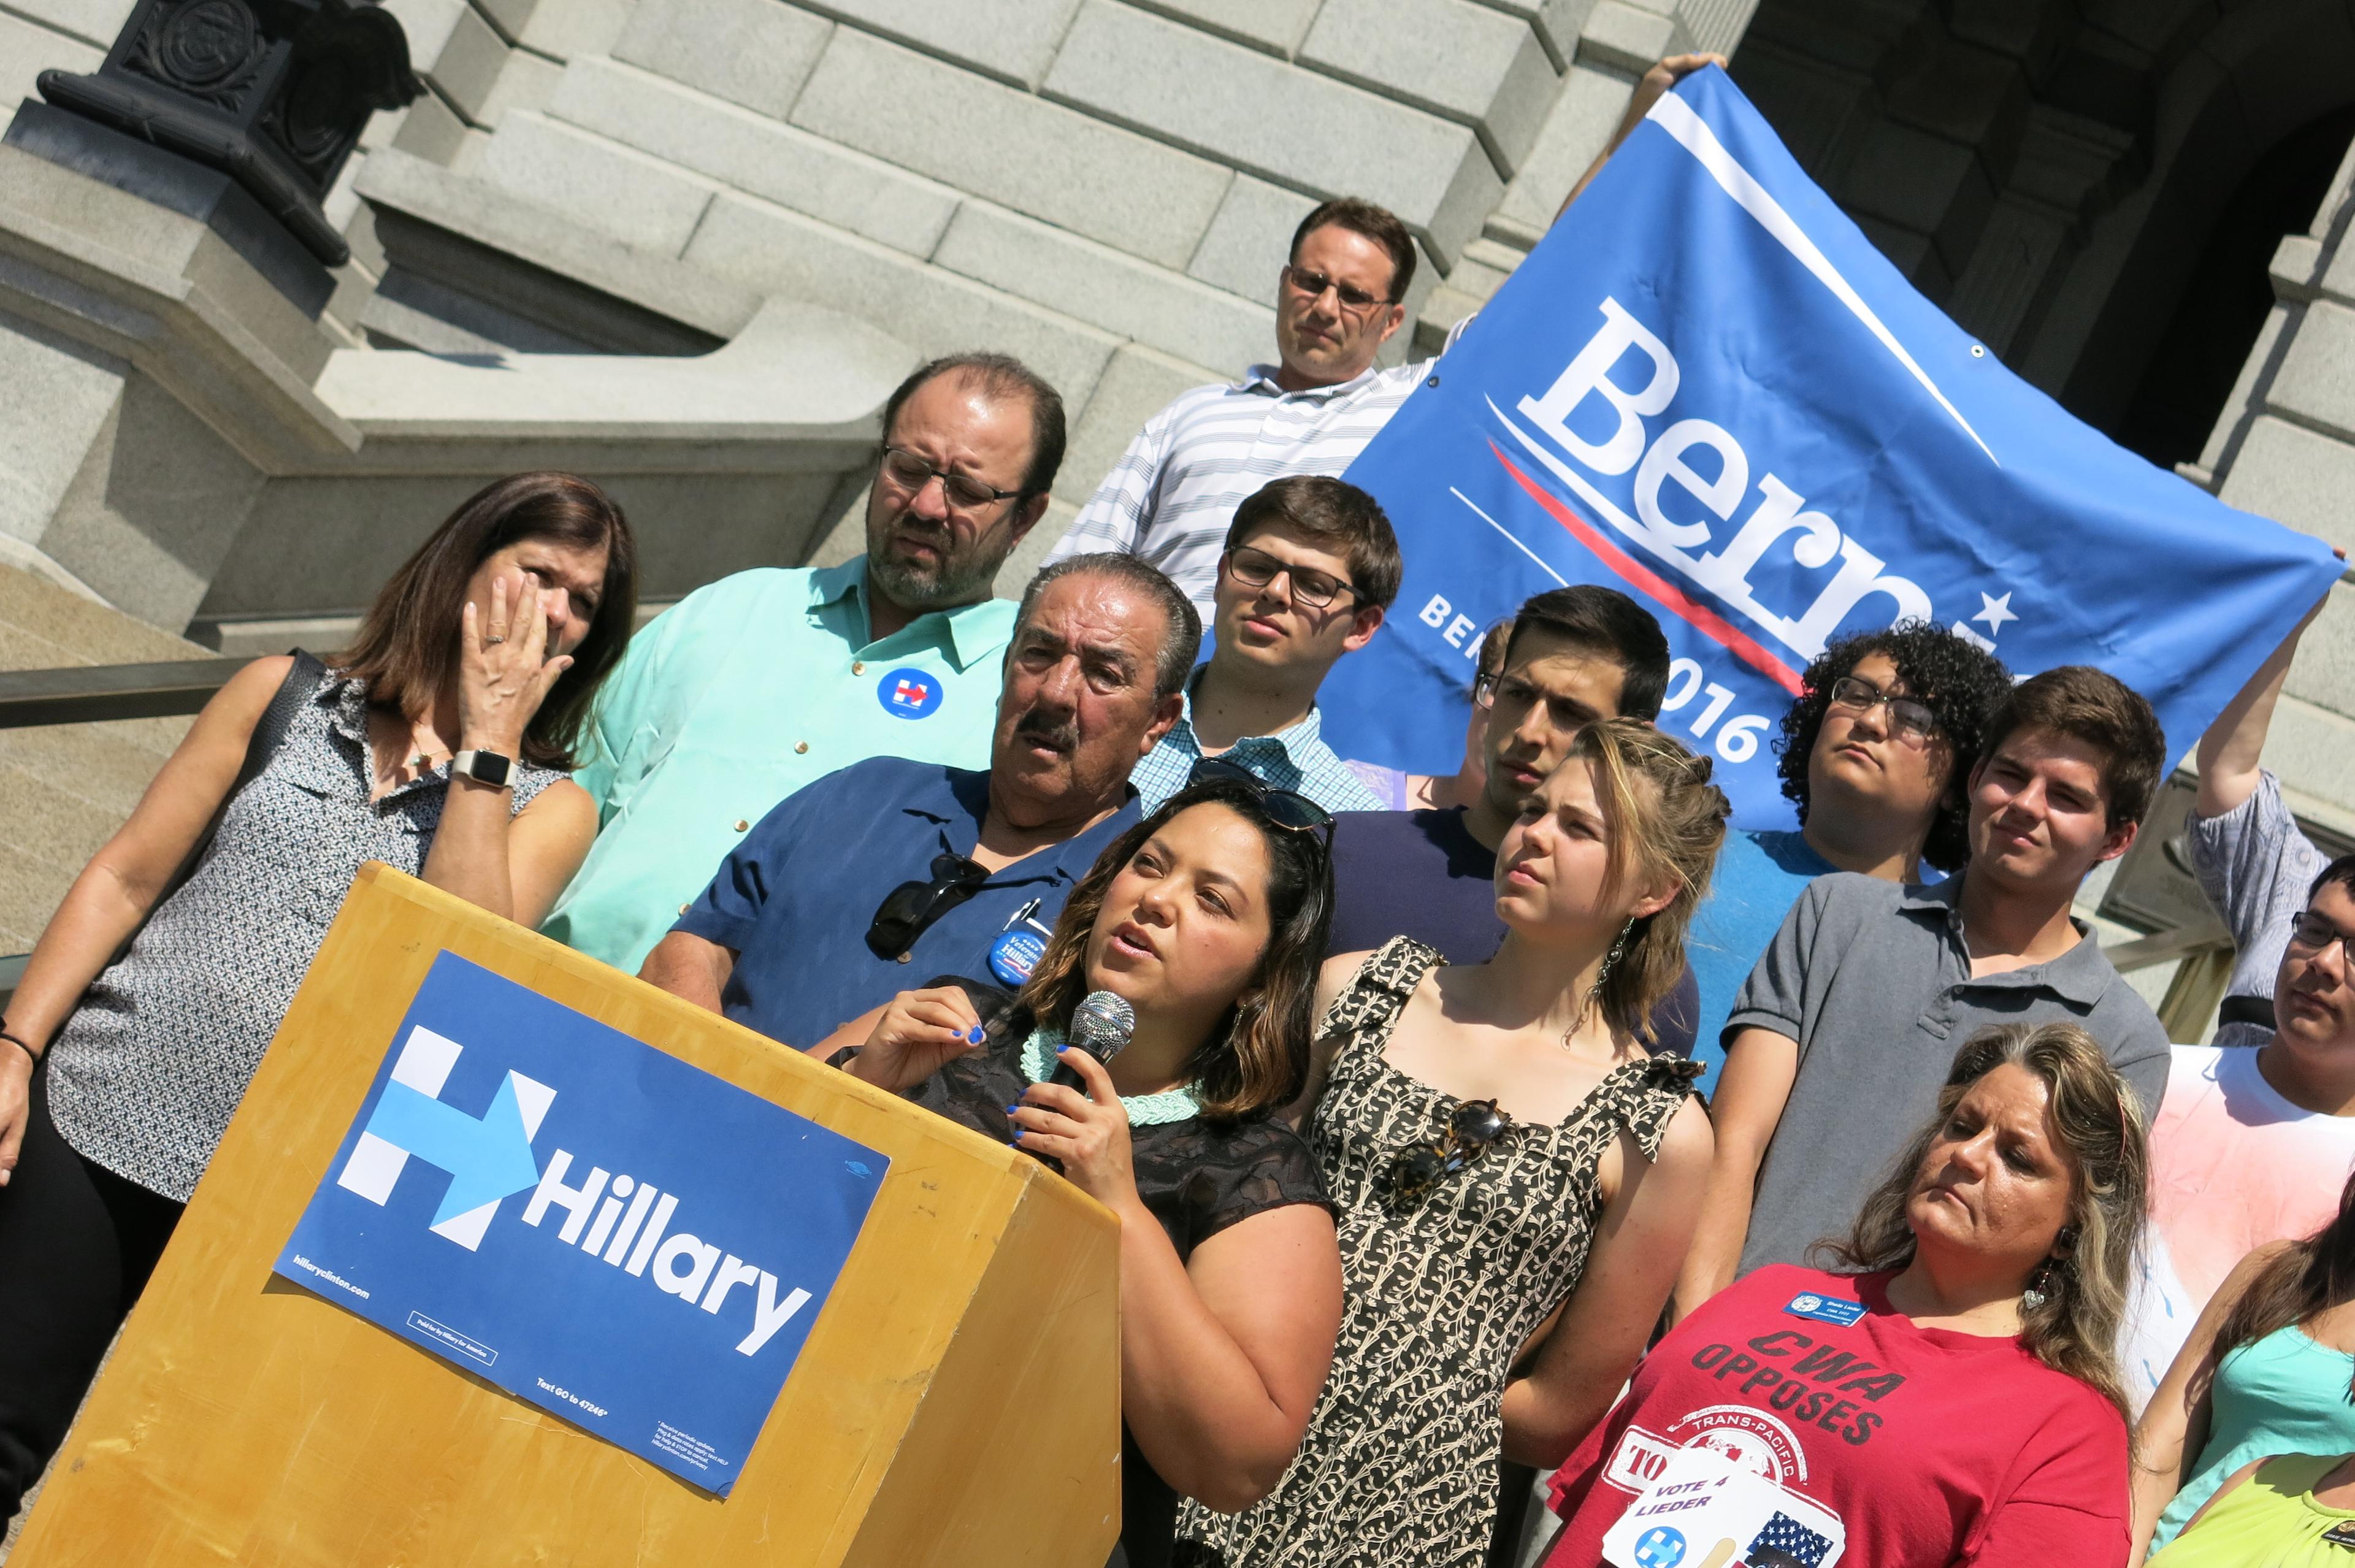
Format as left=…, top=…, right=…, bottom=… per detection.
left=824, top=771, right=1347, bottom=1568
left=0, top=472, right=637, bottom=1525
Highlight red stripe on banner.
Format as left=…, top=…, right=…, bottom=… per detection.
left=1490, top=443, right=1806, bottom=696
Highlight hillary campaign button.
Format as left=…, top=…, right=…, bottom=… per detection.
left=1783, top=1292, right=1867, bottom=1327
left=877, top=667, right=943, bottom=720
left=989, top=930, right=1047, bottom=987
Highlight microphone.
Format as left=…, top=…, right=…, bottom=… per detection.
left=1051, top=989, right=1135, bottom=1092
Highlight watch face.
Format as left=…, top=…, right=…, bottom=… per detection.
left=467, top=751, right=513, bottom=787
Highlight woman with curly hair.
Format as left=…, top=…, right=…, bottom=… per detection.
left=1545, top=1020, right=2148, bottom=1567
left=1683, top=621, right=2012, bottom=1084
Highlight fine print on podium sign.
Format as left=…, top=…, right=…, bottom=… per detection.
left=274, top=951, right=889, bottom=1494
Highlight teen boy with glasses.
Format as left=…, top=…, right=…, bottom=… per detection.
left=638, top=556, right=1195, bottom=1048
left=1680, top=624, right=2014, bottom=1088
left=1127, top=475, right=1400, bottom=816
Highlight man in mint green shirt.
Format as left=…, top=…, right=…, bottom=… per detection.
left=544, top=352, right=1067, bottom=972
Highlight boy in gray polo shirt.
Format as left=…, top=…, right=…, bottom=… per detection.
left=1676, top=666, right=2175, bottom=1310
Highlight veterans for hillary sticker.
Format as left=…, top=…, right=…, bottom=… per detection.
left=1782, top=1293, right=1867, bottom=1328
left=878, top=667, right=943, bottom=719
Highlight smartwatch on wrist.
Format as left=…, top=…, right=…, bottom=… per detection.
left=450, top=749, right=515, bottom=789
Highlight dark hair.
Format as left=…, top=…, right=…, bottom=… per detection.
left=1289, top=198, right=1417, bottom=304
left=1980, top=666, right=2168, bottom=831
left=879, top=352, right=1068, bottom=502
left=1014, top=778, right=1334, bottom=1120
left=334, top=472, right=636, bottom=771
left=1223, top=475, right=1403, bottom=613
left=2213, top=1169, right=2355, bottom=1398
left=1012, top=553, right=1202, bottom=700
left=1501, top=586, right=1671, bottom=720
left=2311, top=854, right=2355, bottom=904
left=1776, top=622, right=2013, bottom=873
left=1821, top=1022, right=2148, bottom=1426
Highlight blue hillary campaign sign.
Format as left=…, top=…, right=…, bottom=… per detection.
left=275, top=951, right=887, bottom=1494
left=1320, top=67, right=2342, bottom=827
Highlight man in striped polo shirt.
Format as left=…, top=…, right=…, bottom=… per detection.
left=1043, top=195, right=1433, bottom=614
left=1043, top=53, right=1728, bottom=623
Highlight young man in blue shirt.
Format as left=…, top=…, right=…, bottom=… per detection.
left=1682, top=624, right=2014, bottom=1085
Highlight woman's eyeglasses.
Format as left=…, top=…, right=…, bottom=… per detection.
left=1385, top=1097, right=1512, bottom=1204
left=1827, top=675, right=1939, bottom=748
left=866, top=852, right=989, bottom=960
left=1185, top=757, right=1335, bottom=851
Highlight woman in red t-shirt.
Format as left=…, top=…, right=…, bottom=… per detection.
left=1545, top=1020, right=2148, bottom=1568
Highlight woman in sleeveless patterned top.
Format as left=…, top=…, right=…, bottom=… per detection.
left=0, top=475, right=638, bottom=1523
left=1179, top=719, right=1729, bottom=1568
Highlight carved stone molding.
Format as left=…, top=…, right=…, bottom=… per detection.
left=33, top=0, right=421, bottom=267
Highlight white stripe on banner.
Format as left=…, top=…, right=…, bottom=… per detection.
left=1647, top=91, right=1999, bottom=467
left=1452, top=486, right=1567, bottom=586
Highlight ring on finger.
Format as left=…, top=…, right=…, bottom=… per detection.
left=484, top=632, right=508, bottom=645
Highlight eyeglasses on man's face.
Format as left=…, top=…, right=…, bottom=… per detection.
left=1223, top=543, right=1358, bottom=611
left=879, top=447, right=1022, bottom=515
left=2288, top=911, right=2355, bottom=969
left=1828, top=674, right=1939, bottom=748
left=1281, top=264, right=1392, bottom=317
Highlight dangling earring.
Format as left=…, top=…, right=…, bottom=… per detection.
left=1564, top=920, right=1636, bottom=1049
left=2021, top=1260, right=2058, bottom=1312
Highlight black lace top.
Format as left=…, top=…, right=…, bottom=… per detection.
left=909, top=1025, right=1331, bottom=1255
left=898, top=990, right=1333, bottom=1568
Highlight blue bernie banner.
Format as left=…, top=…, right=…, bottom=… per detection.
left=1320, top=66, right=2342, bottom=828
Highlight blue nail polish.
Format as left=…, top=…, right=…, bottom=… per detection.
left=1055, top=1044, right=1070, bottom=1054
left=1005, top=1104, right=1020, bottom=1115
left=967, top=1027, right=987, bottom=1044
left=1011, top=1129, right=1024, bottom=1141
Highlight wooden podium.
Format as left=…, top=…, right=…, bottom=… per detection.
left=10, top=866, right=1122, bottom=1567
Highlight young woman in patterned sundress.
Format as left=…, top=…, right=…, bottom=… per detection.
left=1178, top=718, right=1729, bottom=1568
left=0, top=473, right=638, bottom=1523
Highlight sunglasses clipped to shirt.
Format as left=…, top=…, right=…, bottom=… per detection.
left=866, top=852, right=990, bottom=961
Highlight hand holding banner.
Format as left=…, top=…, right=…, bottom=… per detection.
left=1319, top=66, right=2342, bottom=827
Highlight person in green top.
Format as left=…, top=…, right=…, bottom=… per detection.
left=542, top=352, right=1066, bottom=973
left=2149, top=1453, right=2355, bottom=1566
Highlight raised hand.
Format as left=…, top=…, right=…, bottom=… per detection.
left=458, top=570, right=573, bottom=760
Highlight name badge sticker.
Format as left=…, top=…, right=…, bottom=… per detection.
left=1783, top=1292, right=1867, bottom=1327
left=878, top=667, right=944, bottom=720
